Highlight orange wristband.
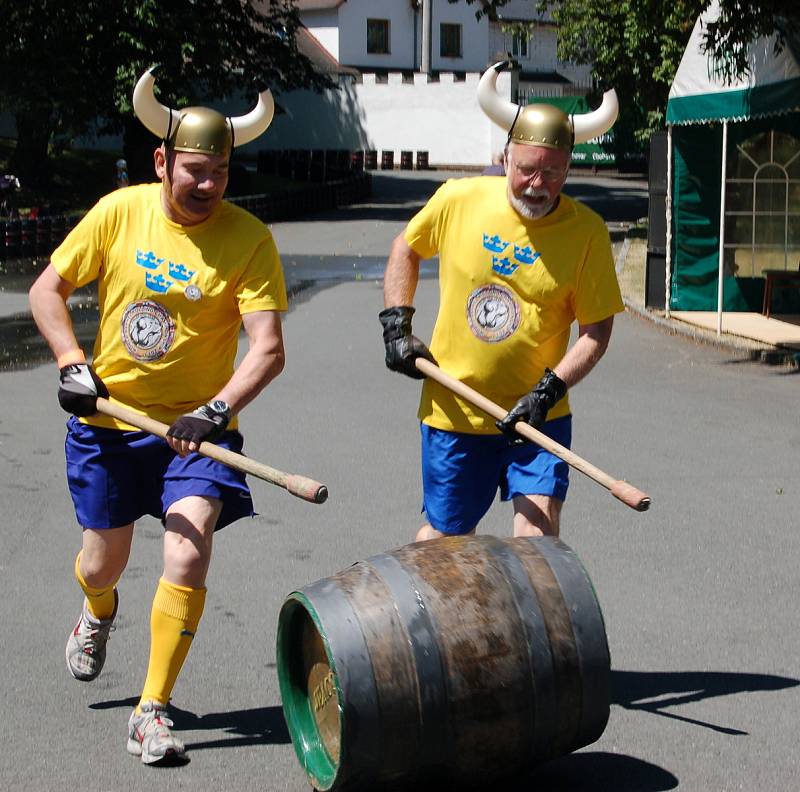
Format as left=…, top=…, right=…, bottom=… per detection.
left=56, top=349, right=86, bottom=368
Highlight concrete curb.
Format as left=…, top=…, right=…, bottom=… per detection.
left=622, top=297, right=800, bottom=368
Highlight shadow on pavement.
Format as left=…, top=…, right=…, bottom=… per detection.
left=280, top=173, right=448, bottom=225
left=402, top=752, right=677, bottom=792
left=279, top=172, right=649, bottom=226
left=0, top=304, right=98, bottom=371
left=89, top=697, right=290, bottom=749
left=517, top=752, right=678, bottom=792
left=175, top=704, right=291, bottom=750
left=612, top=668, right=800, bottom=735
left=562, top=181, right=648, bottom=223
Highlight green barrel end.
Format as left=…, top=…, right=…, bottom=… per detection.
left=276, top=593, right=343, bottom=791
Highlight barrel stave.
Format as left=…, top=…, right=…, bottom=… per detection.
left=334, top=562, right=424, bottom=784
left=392, top=539, right=536, bottom=779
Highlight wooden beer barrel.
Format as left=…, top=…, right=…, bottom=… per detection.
left=277, top=535, right=610, bottom=790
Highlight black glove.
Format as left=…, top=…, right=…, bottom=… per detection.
left=58, top=363, right=109, bottom=417
left=378, top=306, right=436, bottom=380
left=496, top=369, right=567, bottom=440
left=167, top=402, right=230, bottom=445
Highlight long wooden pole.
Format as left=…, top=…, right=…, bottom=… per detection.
left=95, top=397, right=328, bottom=505
left=414, top=359, right=650, bottom=512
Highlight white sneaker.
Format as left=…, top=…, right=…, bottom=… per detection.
left=65, top=591, right=118, bottom=681
left=127, top=701, right=188, bottom=765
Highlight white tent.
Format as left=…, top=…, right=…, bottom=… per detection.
left=665, top=0, right=800, bottom=331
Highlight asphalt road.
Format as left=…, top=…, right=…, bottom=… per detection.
left=1, top=171, right=797, bottom=792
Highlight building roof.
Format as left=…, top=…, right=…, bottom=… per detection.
left=296, top=0, right=346, bottom=10
left=518, top=70, right=571, bottom=84
left=296, top=25, right=358, bottom=77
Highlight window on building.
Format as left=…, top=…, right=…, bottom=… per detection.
left=724, top=130, right=800, bottom=276
left=512, top=33, right=529, bottom=59
left=440, top=23, right=462, bottom=58
left=367, top=18, right=390, bottom=54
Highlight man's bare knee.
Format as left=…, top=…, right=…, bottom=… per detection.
left=416, top=523, right=477, bottom=542
left=513, top=495, right=562, bottom=538
left=416, top=524, right=446, bottom=542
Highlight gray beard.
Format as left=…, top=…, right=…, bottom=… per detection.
left=508, top=191, right=556, bottom=220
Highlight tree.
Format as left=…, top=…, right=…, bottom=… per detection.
left=453, top=0, right=800, bottom=146
left=0, top=0, right=333, bottom=189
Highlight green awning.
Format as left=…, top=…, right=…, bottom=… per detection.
left=667, top=76, right=800, bottom=125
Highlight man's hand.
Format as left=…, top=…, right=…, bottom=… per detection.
left=378, top=306, right=436, bottom=380
left=496, top=369, right=567, bottom=439
left=167, top=402, right=230, bottom=451
left=58, top=363, right=109, bottom=417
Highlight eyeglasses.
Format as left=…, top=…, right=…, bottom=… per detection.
left=510, top=161, right=569, bottom=183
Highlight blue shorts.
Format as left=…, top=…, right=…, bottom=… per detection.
left=420, top=416, right=572, bottom=535
left=64, top=417, right=254, bottom=531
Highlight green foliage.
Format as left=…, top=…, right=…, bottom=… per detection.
left=702, top=0, right=800, bottom=83
left=0, top=0, right=334, bottom=187
left=540, top=0, right=705, bottom=145
left=451, top=0, right=800, bottom=145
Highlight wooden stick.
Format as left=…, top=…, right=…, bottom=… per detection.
left=94, top=397, right=328, bottom=505
left=414, top=358, right=650, bottom=512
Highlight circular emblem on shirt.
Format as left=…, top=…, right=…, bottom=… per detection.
left=184, top=284, right=202, bottom=302
left=466, top=284, right=521, bottom=343
left=121, top=300, right=176, bottom=362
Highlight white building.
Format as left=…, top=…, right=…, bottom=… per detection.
left=259, top=0, right=594, bottom=167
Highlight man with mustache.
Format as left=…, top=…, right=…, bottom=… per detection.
left=379, top=61, right=624, bottom=542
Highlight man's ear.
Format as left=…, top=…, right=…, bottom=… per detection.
left=153, top=146, right=167, bottom=179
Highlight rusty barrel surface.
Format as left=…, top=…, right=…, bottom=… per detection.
left=276, top=535, right=610, bottom=790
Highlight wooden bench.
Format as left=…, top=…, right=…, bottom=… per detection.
left=762, top=268, right=800, bottom=318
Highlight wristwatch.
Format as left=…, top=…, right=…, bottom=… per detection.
left=208, top=399, right=232, bottom=420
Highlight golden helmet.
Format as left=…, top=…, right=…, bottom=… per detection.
left=133, top=67, right=275, bottom=157
left=478, top=61, right=618, bottom=151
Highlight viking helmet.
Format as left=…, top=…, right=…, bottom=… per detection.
left=478, top=61, right=618, bottom=151
left=133, top=67, right=275, bottom=157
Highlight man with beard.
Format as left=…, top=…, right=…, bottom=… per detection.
left=379, top=61, right=624, bottom=542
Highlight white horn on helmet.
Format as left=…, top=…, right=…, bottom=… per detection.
left=230, top=90, right=275, bottom=147
left=133, top=68, right=180, bottom=141
left=477, top=61, right=520, bottom=134
left=572, top=89, right=619, bottom=144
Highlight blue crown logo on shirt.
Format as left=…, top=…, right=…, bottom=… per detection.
left=145, top=273, right=173, bottom=293
left=482, top=233, right=509, bottom=254
left=514, top=245, right=541, bottom=265
left=168, top=262, right=195, bottom=281
left=492, top=256, right=518, bottom=276
left=136, top=249, right=163, bottom=270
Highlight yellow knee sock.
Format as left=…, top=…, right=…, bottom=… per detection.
left=139, top=578, right=206, bottom=709
left=74, top=552, right=118, bottom=620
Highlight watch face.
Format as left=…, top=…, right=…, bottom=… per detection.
left=210, top=400, right=231, bottom=417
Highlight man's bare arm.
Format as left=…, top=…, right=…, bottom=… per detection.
left=384, top=233, right=422, bottom=307
left=29, top=264, right=83, bottom=364
left=552, top=315, right=615, bottom=388
left=214, top=310, right=286, bottom=415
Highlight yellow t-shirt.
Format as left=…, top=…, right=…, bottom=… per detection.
left=51, top=183, right=288, bottom=430
left=404, top=176, right=624, bottom=433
